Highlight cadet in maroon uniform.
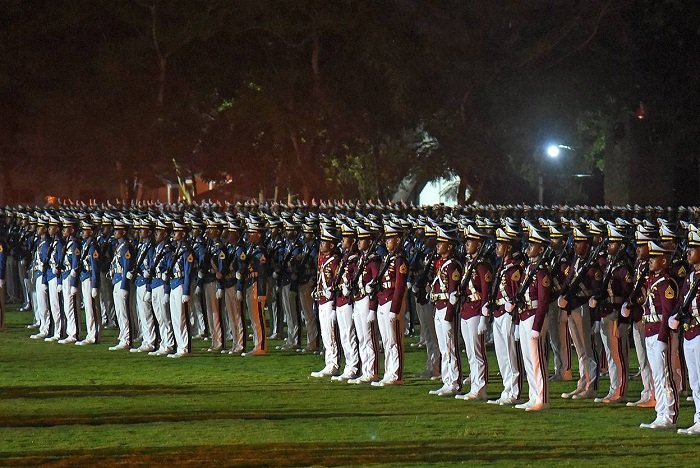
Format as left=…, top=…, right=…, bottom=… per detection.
left=348, top=224, right=381, bottom=384
left=592, top=224, right=633, bottom=404
left=371, top=220, right=408, bottom=387
left=486, top=226, right=523, bottom=405
left=514, top=228, right=552, bottom=411
left=671, top=230, right=700, bottom=434
left=546, top=224, right=573, bottom=381
left=455, top=225, right=493, bottom=401
left=632, top=241, right=679, bottom=429
left=310, top=225, right=340, bottom=378
left=558, top=227, right=603, bottom=400
left=428, top=225, right=463, bottom=396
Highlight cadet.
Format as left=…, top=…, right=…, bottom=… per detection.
left=242, top=217, right=269, bottom=356
left=109, top=218, right=135, bottom=351
left=166, top=219, right=194, bottom=358
left=76, top=218, right=100, bottom=345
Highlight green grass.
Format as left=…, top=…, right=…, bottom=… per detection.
left=0, top=305, right=696, bottom=466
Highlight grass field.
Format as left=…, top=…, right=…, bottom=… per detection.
left=0, top=305, right=697, bottom=466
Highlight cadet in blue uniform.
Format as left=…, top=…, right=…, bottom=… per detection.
left=58, top=216, right=81, bottom=344
left=166, top=219, right=194, bottom=358
left=109, top=218, right=135, bottom=350
left=222, top=218, right=246, bottom=354
left=242, top=218, right=268, bottom=356
left=77, top=218, right=100, bottom=345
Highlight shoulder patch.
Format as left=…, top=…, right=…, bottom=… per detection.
left=75, top=248, right=80, bottom=256
left=399, top=263, right=408, bottom=274
left=625, top=272, right=633, bottom=283
left=0, top=245, right=3, bottom=253
left=93, top=251, right=99, bottom=259
left=125, top=251, right=131, bottom=260
left=219, top=252, right=226, bottom=260
left=542, top=275, right=551, bottom=288
left=240, top=252, right=247, bottom=261
left=564, top=266, right=570, bottom=277
left=187, top=254, right=194, bottom=263
left=678, top=266, right=687, bottom=278
left=511, top=270, right=521, bottom=282
left=451, top=270, right=461, bottom=281
left=594, top=270, right=603, bottom=281
left=484, top=271, right=493, bottom=283
left=665, top=285, right=675, bottom=300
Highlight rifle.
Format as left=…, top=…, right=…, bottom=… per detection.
left=148, top=241, right=171, bottom=279
left=367, top=251, right=397, bottom=300
left=513, top=246, right=553, bottom=313
left=349, top=237, right=379, bottom=297
left=456, top=241, right=496, bottom=312
left=42, top=235, right=57, bottom=274
left=675, top=271, right=700, bottom=328
left=128, top=239, right=153, bottom=277
left=626, top=262, right=649, bottom=306
left=559, top=240, right=606, bottom=312
left=592, top=247, right=628, bottom=303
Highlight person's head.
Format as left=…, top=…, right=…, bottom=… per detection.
left=466, top=239, right=482, bottom=256
left=140, top=227, right=152, bottom=240
left=607, top=240, right=622, bottom=256
left=113, top=228, right=126, bottom=240
left=495, top=241, right=512, bottom=259
left=385, top=234, right=400, bottom=253
left=436, top=240, right=454, bottom=258
left=649, top=253, right=669, bottom=273
left=155, top=228, right=168, bottom=243
left=81, top=226, right=93, bottom=240
left=173, top=229, right=185, bottom=242
left=527, top=242, right=544, bottom=259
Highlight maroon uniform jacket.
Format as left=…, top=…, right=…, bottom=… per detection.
left=642, top=269, right=678, bottom=343
left=430, top=255, right=463, bottom=322
left=316, top=252, right=339, bottom=306
left=353, top=250, right=380, bottom=311
left=517, top=260, right=552, bottom=332
left=678, top=268, right=700, bottom=341
left=459, top=257, right=493, bottom=320
left=493, top=253, right=524, bottom=318
left=599, top=254, right=633, bottom=317
left=377, top=252, right=408, bottom=314
left=629, top=258, right=650, bottom=322
left=335, top=249, right=359, bottom=308
left=563, top=254, right=603, bottom=311
left=549, top=248, right=570, bottom=298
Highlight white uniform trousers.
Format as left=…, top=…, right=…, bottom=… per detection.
left=519, top=316, right=550, bottom=406
left=547, top=303, right=571, bottom=377
left=352, top=296, right=379, bottom=380
left=169, top=285, right=191, bottom=354
left=35, top=278, right=50, bottom=336
left=152, top=285, right=174, bottom=352
left=566, top=306, right=597, bottom=394
left=245, top=285, right=267, bottom=353
left=80, top=278, right=99, bottom=342
left=683, top=335, right=700, bottom=425
left=299, top=281, right=319, bottom=350
left=48, top=277, right=63, bottom=339
left=493, top=313, right=522, bottom=401
left=30, top=276, right=39, bottom=326
left=268, top=282, right=283, bottom=336
left=599, top=313, right=628, bottom=399
left=204, top=282, right=223, bottom=350
left=317, top=300, right=339, bottom=373
left=61, top=276, right=79, bottom=340
left=18, top=259, right=30, bottom=307
left=189, top=281, right=206, bottom=338
left=100, top=273, right=115, bottom=326
left=377, top=300, right=405, bottom=382
left=459, top=315, right=488, bottom=396
left=112, top=286, right=131, bottom=345
left=336, top=303, right=360, bottom=377
left=135, top=284, right=156, bottom=349
left=417, top=301, right=441, bottom=377
left=281, top=284, right=300, bottom=347
left=646, top=336, right=679, bottom=425
left=223, top=286, right=244, bottom=351
left=434, top=307, right=460, bottom=391
left=632, top=320, right=655, bottom=401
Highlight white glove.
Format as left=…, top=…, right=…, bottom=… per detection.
left=669, top=314, right=681, bottom=331
left=126, top=271, right=133, bottom=280
left=164, top=293, right=170, bottom=303
left=182, top=294, right=190, bottom=304
left=70, top=269, right=77, bottom=278
left=505, top=302, right=516, bottom=313
left=57, top=284, right=62, bottom=293
left=592, top=321, right=601, bottom=335
left=161, top=273, right=168, bottom=281
left=365, top=283, right=373, bottom=294
left=91, top=288, right=98, bottom=298
left=39, top=283, right=48, bottom=293
left=481, top=304, right=490, bottom=317
left=531, top=329, right=540, bottom=340
left=406, top=281, right=413, bottom=290
left=198, top=270, right=204, bottom=279
left=195, top=286, right=201, bottom=296
left=235, top=272, right=242, bottom=280
left=272, top=271, right=279, bottom=279
left=477, top=316, right=488, bottom=335
left=557, top=296, right=568, bottom=309
left=52, top=268, right=59, bottom=275
left=0, top=279, right=4, bottom=288
left=143, top=270, right=151, bottom=279
left=323, top=288, right=332, bottom=299
left=70, top=286, right=78, bottom=296
left=342, top=284, right=350, bottom=297
left=588, top=297, right=598, bottom=309
left=411, top=285, right=419, bottom=294
left=368, top=309, right=377, bottom=322
left=116, top=288, right=128, bottom=299
left=514, top=324, right=520, bottom=341
left=236, top=290, right=243, bottom=302
left=620, top=302, right=631, bottom=318
left=144, top=291, right=151, bottom=302
left=216, top=289, right=222, bottom=300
